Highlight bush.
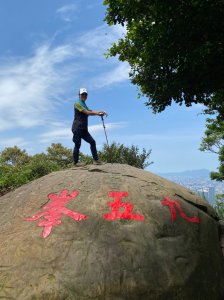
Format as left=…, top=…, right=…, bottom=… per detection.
left=98, top=142, right=153, bottom=169
left=214, top=195, right=224, bottom=220
left=0, top=142, right=153, bottom=196
left=0, top=163, right=29, bottom=195
left=46, top=143, right=73, bottom=169
left=24, top=153, right=60, bottom=180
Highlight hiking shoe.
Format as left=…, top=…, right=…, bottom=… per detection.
left=93, top=160, right=105, bottom=165
left=74, top=162, right=86, bottom=167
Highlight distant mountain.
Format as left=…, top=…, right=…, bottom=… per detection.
left=157, top=169, right=211, bottom=179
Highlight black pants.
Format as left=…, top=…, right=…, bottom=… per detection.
left=72, top=129, right=98, bottom=163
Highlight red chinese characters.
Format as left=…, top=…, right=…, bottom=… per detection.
left=161, top=196, right=200, bottom=223
left=103, top=191, right=145, bottom=221
left=25, top=189, right=201, bottom=239
left=26, top=189, right=88, bottom=238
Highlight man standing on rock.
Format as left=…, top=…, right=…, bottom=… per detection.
left=72, top=88, right=107, bottom=166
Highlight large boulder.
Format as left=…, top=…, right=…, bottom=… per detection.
left=0, top=163, right=223, bottom=299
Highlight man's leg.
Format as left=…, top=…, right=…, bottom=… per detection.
left=72, top=130, right=82, bottom=164
left=82, top=131, right=99, bottom=161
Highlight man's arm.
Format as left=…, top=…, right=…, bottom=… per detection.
left=75, top=102, right=106, bottom=116
left=82, top=110, right=106, bottom=116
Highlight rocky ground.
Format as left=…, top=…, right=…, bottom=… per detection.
left=0, top=163, right=224, bottom=299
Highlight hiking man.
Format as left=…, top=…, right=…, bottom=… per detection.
left=72, top=88, right=107, bottom=166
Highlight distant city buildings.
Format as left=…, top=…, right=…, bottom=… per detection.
left=159, top=172, right=224, bottom=207
left=197, top=187, right=215, bottom=205
left=208, top=186, right=216, bottom=204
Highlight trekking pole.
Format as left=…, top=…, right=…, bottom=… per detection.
left=101, top=115, right=111, bottom=162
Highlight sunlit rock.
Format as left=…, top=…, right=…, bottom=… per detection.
left=0, top=164, right=223, bottom=299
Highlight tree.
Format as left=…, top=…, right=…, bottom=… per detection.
left=72, top=142, right=153, bottom=169
left=0, top=145, right=67, bottom=196
left=1, top=146, right=30, bottom=165
left=24, top=153, right=60, bottom=180
left=46, top=143, right=73, bottom=169
left=214, top=194, right=224, bottom=220
left=99, top=142, right=153, bottom=169
left=200, top=118, right=224, bottom=181
left=103, top=0, right=224, bottom=114
left=0, top=156, right=29, bottom=195
left=0, top=142, right=153, bottom=196
left=0, top=147, right=31, bottom=195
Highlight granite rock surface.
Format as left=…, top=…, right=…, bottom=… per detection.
left=0, top=163, right=223, bottom=299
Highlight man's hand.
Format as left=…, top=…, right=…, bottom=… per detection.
left=98, top=111, right=108, bottom=117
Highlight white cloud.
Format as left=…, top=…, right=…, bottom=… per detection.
left=0, top=43, right=74, bottom=131
left=0, top=137, right=28, bottom=149
left=56, top=4, right=79, bottom=22
left=0, top=24, right=130, bottom=133
left=39, top=128, right=71, bottom=143
left=0, top=119, right=12, bottom=131
left=38, top=122, right=126, bottom=144
left=89, top=63, right=131, bottom=89
left=76, top=24, right=126, bottom=57
left=75, top=24, right=129, bottom=88
left=112, top=23, right=127, bottom=37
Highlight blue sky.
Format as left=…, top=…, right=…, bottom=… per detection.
left=0, top=0, right=219, bottom=173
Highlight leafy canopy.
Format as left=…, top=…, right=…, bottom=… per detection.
left=214, top=194, right=224, bottom=220
left=99, top=142, right=153, bottom=169
left=104, top=0, right=224, bottom=113
left=200, top=118, right=224, bottom=181
left=0, top=142, right=153, bottom=196
left=1, top=146, right=30, bottom=165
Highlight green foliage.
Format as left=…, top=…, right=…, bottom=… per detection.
left=99, top=142, right=153, bottom=169
left=0, top=159, right=29, bottom=195
left=24, top=153, right=60, bottom=180
left=104, top=1, right=224, bottom=181
left=200, top=118, right=224, bottom=154
left=202, top=90, right=224, bottom=120
left=46, top=143, right=73, bottom=169
left=79, top=152, right=93, bottom=165
left=77, top=142, right=153, bottom=169
left=200, top=118, right=224, bottom=181
left=0, top=144, right=70, bottom=196
left=210, top=148, right=224, bottom=181
left=0, top=142, right=152, bottom=196
left=1, top=146, right=30, bottom=165
left=0, top=148, right=30, bottom=195
left=214, top=194, right=224, bottom=220
left=79, top=142, right=153, bottom=169
left=104, top=0, right=224, bottom=114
